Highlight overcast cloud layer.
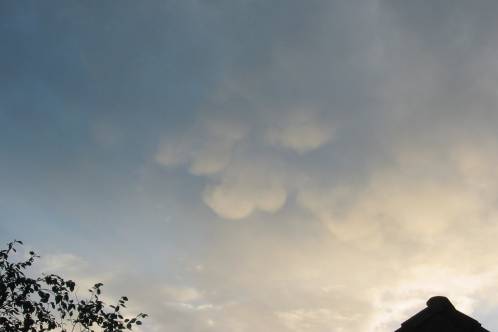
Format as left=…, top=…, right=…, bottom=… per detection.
left=3, top=1, right=498, bottom=331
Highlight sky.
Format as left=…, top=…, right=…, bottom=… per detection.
left=2, top=1, right=498, bottom=331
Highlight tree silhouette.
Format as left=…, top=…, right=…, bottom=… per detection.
left=0, top=240, right=147, bottom=332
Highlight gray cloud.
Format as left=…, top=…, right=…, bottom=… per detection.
left=5, top=1, right=498, bottom=331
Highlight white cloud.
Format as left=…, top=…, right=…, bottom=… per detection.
left=40, top=253, right=88, bottom=273
left=265, top=110, right=335, bottom=154
left=37, top=252, right=115, bottom=301
left=203, top=161, right=287, bottom=220
left=162, top=286, right=203, bottom=303
left=276, top=308, right=342, bottom=332
left=297, top=142, right=498, bottom=247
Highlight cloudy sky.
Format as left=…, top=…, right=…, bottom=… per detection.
left=3, top=1, right=498, bottom=331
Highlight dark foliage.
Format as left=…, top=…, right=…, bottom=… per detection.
left=0, top=240, right=147, bottom=332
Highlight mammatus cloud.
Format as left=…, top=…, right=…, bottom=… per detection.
left=203, top=160, right=287, bottom=220
left=264, top=109, right=335, bottom=154
left=155, top=98, right=337, bottom=220
left=156, top=113, right=291, bottom=220
left=146, top=1, right=498, bottom=329
left=155, top=116, right=248, bottom=176
left=154, top=84, right=498, bottom=328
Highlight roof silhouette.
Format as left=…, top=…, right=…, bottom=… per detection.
left=395, top=296, right=489, bottom=332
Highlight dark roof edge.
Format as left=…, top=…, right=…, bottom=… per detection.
left=395, top=296, right=487, bottom=331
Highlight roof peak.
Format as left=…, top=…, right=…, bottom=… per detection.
left=426, top=296, right=455, bottom=311
left=395, top=296, right=489, bottom=332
